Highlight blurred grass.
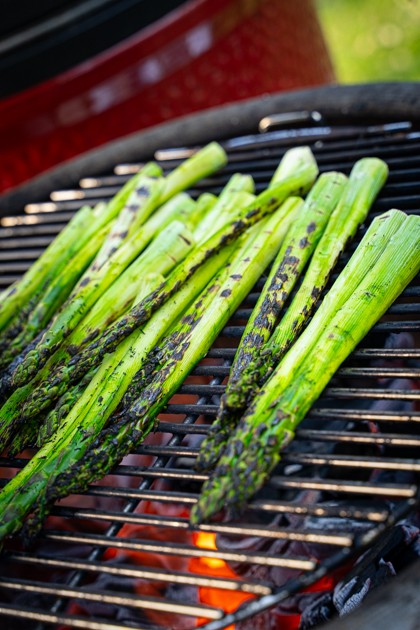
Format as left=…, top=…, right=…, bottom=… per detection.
left=316, top=0, right=420, bottom=82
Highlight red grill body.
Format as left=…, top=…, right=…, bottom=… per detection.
left=0, top=0, right=334, bottom=194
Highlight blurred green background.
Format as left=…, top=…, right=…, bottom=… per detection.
left=315, top=0, right=420, bottom=82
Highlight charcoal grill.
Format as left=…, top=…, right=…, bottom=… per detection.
left=1, top=83, right=420, bottom=630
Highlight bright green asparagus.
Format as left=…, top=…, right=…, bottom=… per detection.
left=12, top=148, right=318, bottom=428
left=196, top=158, right=389, bottom=471
left=191, top=211, right=420, bottom=524
left=20, top=202, right=298, bottom=539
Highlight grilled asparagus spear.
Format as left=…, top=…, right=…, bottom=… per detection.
left=187, top=193, right=217, bottom=229
left=193, top=173, right=254, bottom=243
left=11, top=149, right=317, bottom=428
left=9, top=192, right=256, bottom=433
left=84, top=164, right=163, bottom=275
left=0, top=222, right=112, bottom=369
left=196, top=158, right=389, bottom=471
left=19, top=202, right=297, bottom=539
left=12, top=143, right=227, bottom=386
left=0, top=236, right=244, bottom=542
left=191, top=210, right=420, bottom=524
left=159, top=142, right=227, bottom=204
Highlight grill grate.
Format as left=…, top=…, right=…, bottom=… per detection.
left=0, top=119, right=420, bottom=630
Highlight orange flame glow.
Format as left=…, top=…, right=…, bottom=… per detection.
left=189, top=531, right=255, bottom=629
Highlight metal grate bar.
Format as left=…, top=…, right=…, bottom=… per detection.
left=308, top=408, right=420, bottom=422
left=49, top=510, right=354, bottom=548
left=5, top=551, right=272, bottom=595
left=0, top=604, right=165, bottom=630
left=176, top=384, right=420, bottom=398
left=41, top=529, right=324, bottom=567
left=269, top=477, right=417, bottom=496
left=284, top=453, right=420, bottom=471
left=0, top=577, right=222, bottom=619
left=191, top=365, right=420, bottom=378
left=72, top=486, right=390, bottom=522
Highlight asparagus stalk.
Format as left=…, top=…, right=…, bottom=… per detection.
left=133, top=272, right=166, bottom=306
left=7, top=368, right=98, bottom=457
left=193, top=173, right=255, bottom=244
left=13, top=193, right=198, bottom=387
left=195, top=191, right=256, bottom=244
left=0, top=222, right=112, bottom=369
left=196, top=172, right=345, bottom=461
left=0, top=222, right=194, bottom=451
left=0, top=240, right=241, bottom=541
left=21, top=204, right=295, bottom=538
left=191, top=211, right=420, bottom=524
left=187, top=193, right=217, bottom=229
left=0, top=204, right=99, bottom=333
left=159, top=142, right=228, bottom=204
left=86, top=165, right=164, bottom=275
left=40, top=148, right=318, bottom=387
left=98, top=140, right=225, bottom=229
left=97, top=163, right=162, bottom=226
left=0, top=328, right=46, bottom=405
left=269, top=146, right=317, bottom=185
left=197, top=159, right=389, bottom=471
left=73, top=220, right=195, bottom=344
left=164, top=193, right=197, bottom=227
left=36, top=369, right=98, bottom=450
left=0, top=289, right=45, bottom=358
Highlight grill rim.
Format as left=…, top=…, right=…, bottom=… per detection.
left=2, top=82, right=420, bottom=213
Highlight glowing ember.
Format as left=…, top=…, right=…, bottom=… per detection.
left=190, top=531, right=255, bottom=629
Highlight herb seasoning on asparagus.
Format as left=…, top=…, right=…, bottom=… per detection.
left=196, top=158, right=388, bottom=472
left=191, top=211, right=420, bottom=524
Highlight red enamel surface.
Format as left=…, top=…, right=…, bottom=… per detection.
left=0, top=0, right=334, bottom=193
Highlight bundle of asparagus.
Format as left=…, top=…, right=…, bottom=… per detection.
left=0, top=145, right=317, bottom=464
left=2, top=196, right=302, bottom=541
left=5, top=183, right=256, bottom=456
left=0, top=131, right=410, bottom=553
left=0, top=149, right=317, bottom=534
left=0, top=144, right=320, bottom=543
left=191, top=208, right=420, bottom=524
left=11, top=142, right=228, bottom=385
left=0, top=143, right=229, bottom=447
left=0, top=191, right=301, bottom=535
left=196, top=157, right=388, bottom=471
